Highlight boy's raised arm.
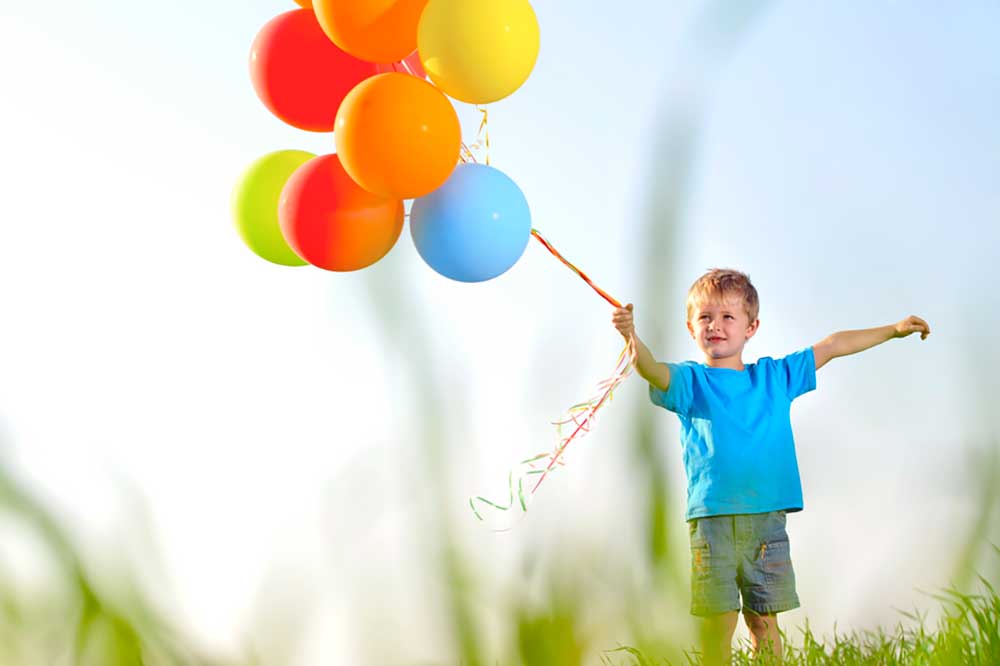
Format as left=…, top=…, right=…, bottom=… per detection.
left=812, top=315, right=931, bottom=370
left=612, top=304, right=671, bottom=390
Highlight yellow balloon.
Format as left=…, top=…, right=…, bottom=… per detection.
left=417, top=0, right=540, bottom=104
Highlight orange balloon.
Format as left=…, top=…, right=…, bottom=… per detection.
left=313, top=0, right=428, bottom=63
left=278, top=154, right=404, bottom=271
left=335, top=73, right=461, bottom=200
left=292, top=0, right=312, bottom=7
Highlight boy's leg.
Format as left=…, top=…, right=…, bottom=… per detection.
left=699, top=610, right=739, bottom=666
left=689, top=515, right=741, bottom=664
left=738, top=511, right=799, bottom=663
left=743, top=609, right=782, bottom=662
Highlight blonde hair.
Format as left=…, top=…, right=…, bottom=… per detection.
left=685, top=268, right=759, bottom=322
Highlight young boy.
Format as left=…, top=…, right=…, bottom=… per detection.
left=611, top=268, right=930, bottom=665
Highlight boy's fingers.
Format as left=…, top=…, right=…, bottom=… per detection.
left=903, top=315, right=930, bottom=339
left=906, top=315, right=930, bottom=339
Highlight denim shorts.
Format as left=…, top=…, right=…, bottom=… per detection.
left=688, top=510, right=800, bottom=617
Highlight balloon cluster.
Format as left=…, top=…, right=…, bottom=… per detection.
left=232, top=1, right=634, bottom=526
left=232, top=0, right=541, bottom=281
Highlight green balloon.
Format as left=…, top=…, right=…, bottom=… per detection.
left=232, top=150, right=316, bottom=266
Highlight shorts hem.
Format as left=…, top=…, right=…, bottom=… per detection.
left=742, top=598, right=801, bottom=615
left=690, top=605, right=742, bottom=617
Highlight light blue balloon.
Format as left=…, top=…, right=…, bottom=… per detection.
left=410, top=163, right=532, bottom=283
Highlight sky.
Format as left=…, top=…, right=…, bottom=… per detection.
left=1, top=0, right=999, bottom=662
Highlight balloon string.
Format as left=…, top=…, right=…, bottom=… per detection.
left=460, top=107, right=489, bottom=164
left=530, top=336, right=636, bottom=493
left=469, top=229, right=638, bottom=527
left=459, top=145, right=478, bottom=165
left=469, top=336, right=636, bottom=527
left=479, top=107, right=490, bottom=166
left=394, top=61, right=633, bottom=523
left=397, top=58, right=416, bottom=76
left=395, top=56, right=480, bottom=166
left=467, top=106, right=491, bottom=166
left=530, top=229, right=623, bottom=308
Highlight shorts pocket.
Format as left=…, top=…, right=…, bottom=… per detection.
left=689, top=520, right=711, bottom=578
left=691, top=541, right=712, bottom=581
left=760, top=537, right=792, bottom=586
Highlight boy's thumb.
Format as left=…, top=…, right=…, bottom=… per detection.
left=626, top=303, right=634, bottom=312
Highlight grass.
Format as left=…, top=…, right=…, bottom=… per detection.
left=0, top=466, right=998, bottom=666
left=598, top=563, right=1000, bottom=665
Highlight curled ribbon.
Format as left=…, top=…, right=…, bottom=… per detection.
left=470, top=230, right=637, bottom=527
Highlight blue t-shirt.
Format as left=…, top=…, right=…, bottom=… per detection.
left=649, top=347, right=816, bottom=521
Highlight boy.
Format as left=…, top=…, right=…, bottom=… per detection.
left=611, top=268, right=930, bottom=665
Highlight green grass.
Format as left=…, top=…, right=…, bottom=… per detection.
left=599, top=567, right=1000, bottom=666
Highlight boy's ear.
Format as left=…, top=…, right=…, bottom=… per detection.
left=686, top=320, right=695, bottom=338
left=746, top=318, right=760, bottom=339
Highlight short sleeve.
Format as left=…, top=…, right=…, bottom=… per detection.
left=778, top=347, right=817, bottom=400
left=649, top=362, right=694, bottom=415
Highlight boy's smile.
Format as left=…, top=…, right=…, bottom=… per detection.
left=688, top=295, right=760, bottom=370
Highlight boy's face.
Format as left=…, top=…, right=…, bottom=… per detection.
left=687, top=293, right=760, bottom=363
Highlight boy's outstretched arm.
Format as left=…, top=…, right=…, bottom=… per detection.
left=612, top=304, right=671, bottom=390
left=812, top=315, right=931, bottom=370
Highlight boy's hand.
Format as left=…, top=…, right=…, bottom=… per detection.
left=612, top=303, right=635, bottom=339
left=893, top=315, right=931, bottom=340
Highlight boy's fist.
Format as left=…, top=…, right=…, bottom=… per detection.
left=894, top=315, right=931, bottom=340
left=612, top=303, right=635, bottom=338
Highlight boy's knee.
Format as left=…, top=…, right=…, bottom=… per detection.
left=742, top=609, right=776, bottom=633
left=700, top=610, right=739, bottom=640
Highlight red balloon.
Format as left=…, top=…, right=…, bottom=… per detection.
left=375, top=50, right=427, bottom=79
left=250, top=10, right=378, bottom=132
left=278, top=155, right=404, bottom=271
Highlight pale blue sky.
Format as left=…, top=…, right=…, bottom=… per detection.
left=1, top=1, right=998, bottom=662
